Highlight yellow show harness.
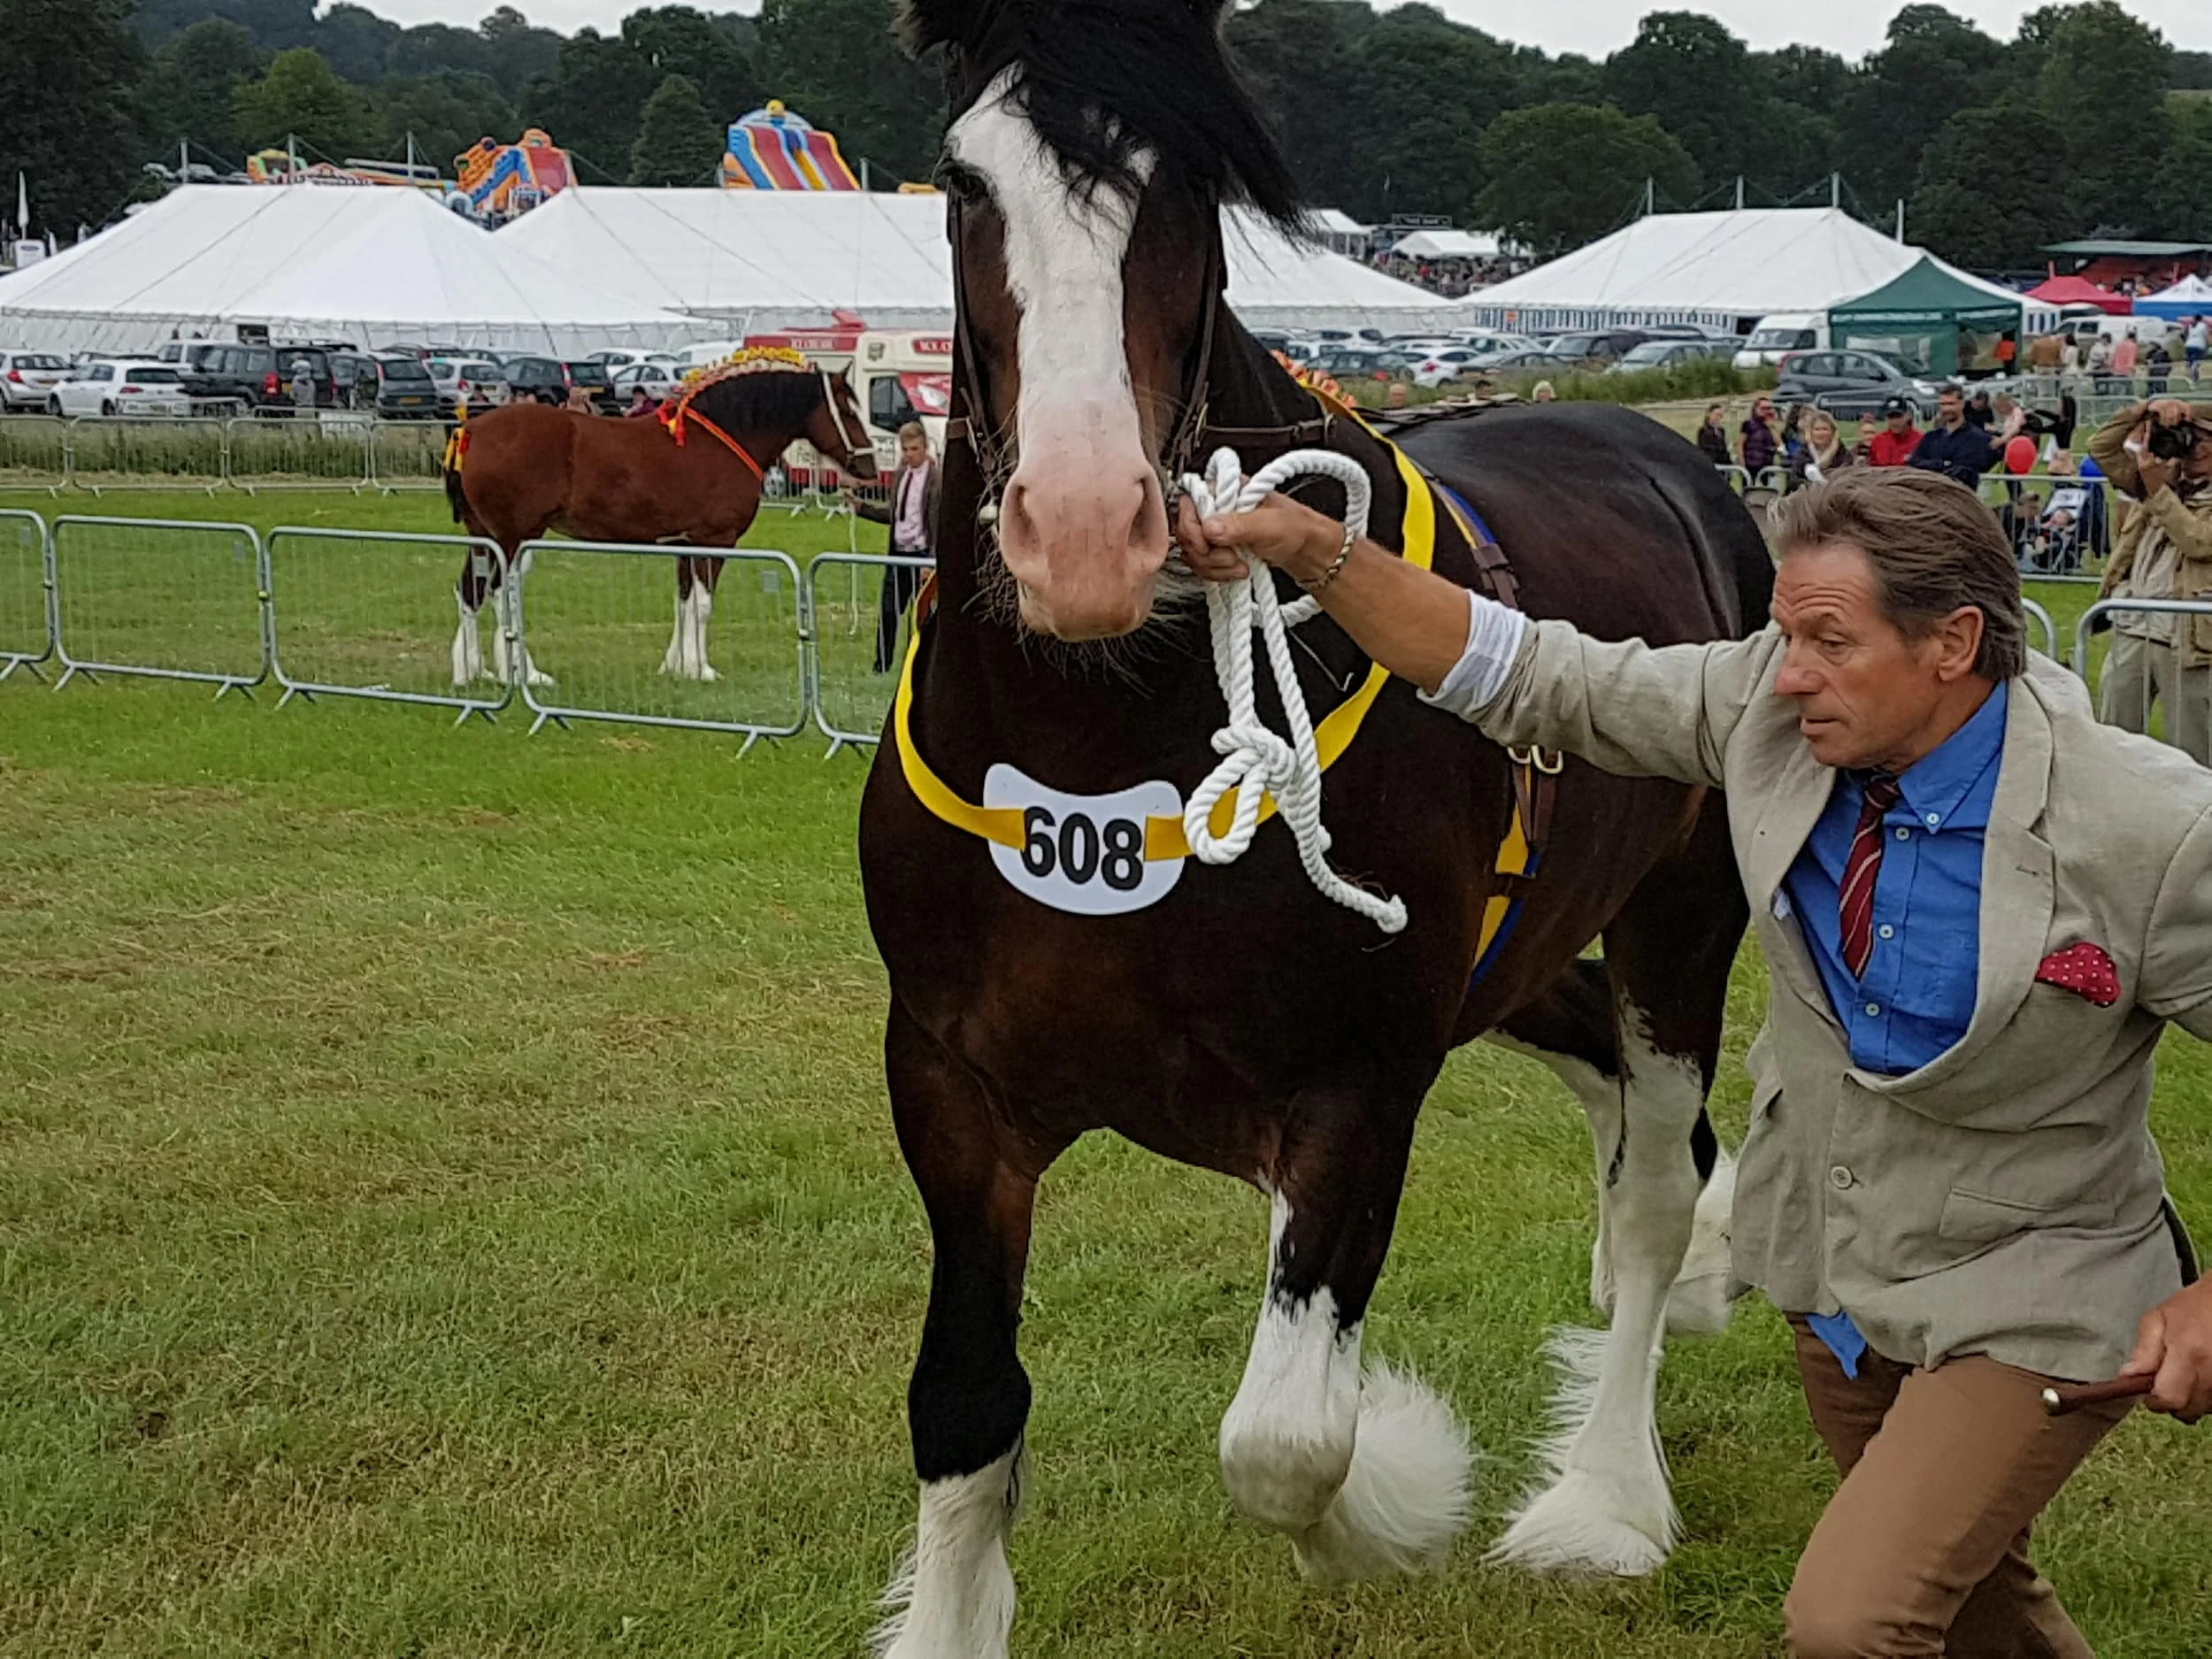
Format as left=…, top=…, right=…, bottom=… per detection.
left=891, top=433, right=1553, bottom=978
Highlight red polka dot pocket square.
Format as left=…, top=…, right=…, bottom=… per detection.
left=2034, top=942, right=2122, bottom=1009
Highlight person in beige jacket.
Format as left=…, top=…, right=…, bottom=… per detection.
left=1175, top=465, right=2212, bottom=1658
left=2086, top=397, right=2212, bottom=763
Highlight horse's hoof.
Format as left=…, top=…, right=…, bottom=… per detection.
left=1488, top=1468, right=1674, bottom=1578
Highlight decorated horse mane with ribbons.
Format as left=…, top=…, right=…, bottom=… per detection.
left=658, top=345, right=818, bottom=478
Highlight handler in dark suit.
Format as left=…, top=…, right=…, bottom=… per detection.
left=1175, top=465, right=2212, bottom=1659
left=854, top=420, right=941, bottom=672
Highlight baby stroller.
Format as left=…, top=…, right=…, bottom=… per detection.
left=2018, top=483, right=2088, bottom=574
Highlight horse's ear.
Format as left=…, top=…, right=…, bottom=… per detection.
left=895, top=0, right=977, bottom=54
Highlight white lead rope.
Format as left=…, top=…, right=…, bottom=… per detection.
left=1178, top=447, right=1408, bottom=935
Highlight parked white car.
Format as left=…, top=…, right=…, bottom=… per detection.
left=611, top=362, right=683, bottom=401
left=1409, top=347, right=1499, bottom=388
left=593, top=349, right=684, bottom=372
left=47, top=361, right=193, bottom=418
left=1449, top=330, right=1538, bottom=356
left=1, top=350, right=71, bottom=412
left=426, top=357, right=509, bottom=411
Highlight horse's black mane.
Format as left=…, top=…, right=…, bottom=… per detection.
left=904, top=0, right=1302, bottom=228
left=686, top=365, right=824, bottom=433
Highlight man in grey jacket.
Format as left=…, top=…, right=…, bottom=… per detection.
left=1176, top=465, right=2211, bottom=1658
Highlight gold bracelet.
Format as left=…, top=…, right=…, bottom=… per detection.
left=1298, top=521, right=1356, bottom=595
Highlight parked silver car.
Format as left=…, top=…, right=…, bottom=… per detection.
left=0, top=350, right=70, bottom=412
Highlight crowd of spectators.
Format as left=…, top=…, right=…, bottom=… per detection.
left=1703, top=380, right=2212, bottom=769
left=1370, top=251, right=1532, bottom=297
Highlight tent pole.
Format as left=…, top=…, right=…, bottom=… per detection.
left=1831, top=171, right=1839, bottom=209
left=1734, top=175, right=1744, bottom=211
left=1895, top=198, right=1906, bottom=242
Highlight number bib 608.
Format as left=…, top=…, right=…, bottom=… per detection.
left=982, top=764, right=1185, bottom=917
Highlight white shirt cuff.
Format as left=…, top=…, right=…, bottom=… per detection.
left=1417, top=589, right=1530, bottom=719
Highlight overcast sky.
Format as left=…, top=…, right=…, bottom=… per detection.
left=358, top=0, right=2212, bottom=57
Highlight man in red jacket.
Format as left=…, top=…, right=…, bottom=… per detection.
left=1867, top=396, right=1924, bottom=467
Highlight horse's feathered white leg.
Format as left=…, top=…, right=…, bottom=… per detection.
left=451, top=593, right=484, bottom=685
left=660, top=588, right=688, bottom=677
left=1491, top=1013, right=1703, bottom=1575
left=873, top=1445, right=1023, bottom=1659
left=1221, top=1194, right=1471, bottom=1583
left=689, top=584, right=719, bottom=681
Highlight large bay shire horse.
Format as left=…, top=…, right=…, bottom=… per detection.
left=856, top=2, right=1772, bottom=1651
left=441, top=349, right=877, bottom=686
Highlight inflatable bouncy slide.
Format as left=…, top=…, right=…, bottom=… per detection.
left=720, top=102, right=860, bottom=191
left=455, top=130, right=572, bottom=223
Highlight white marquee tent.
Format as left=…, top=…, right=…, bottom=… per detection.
left=0, top=185, right=707, bottom=355
left=1456, top=208, right=2056, bottom=336
left=501, top=187, right=1463, bottom=334
left=1392, top=229, right=1502, bottom=260
left=2136, top=273, right=2212, bottom=320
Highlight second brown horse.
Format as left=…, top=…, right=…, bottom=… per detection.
left=442, top=357, right=878, bottom=686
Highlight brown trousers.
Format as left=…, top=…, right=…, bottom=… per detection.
left=1784, top=1318, right=2133, bottom=1659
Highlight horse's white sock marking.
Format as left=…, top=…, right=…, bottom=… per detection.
left=1484, top=1030, right=1737, bottom=1335
left=661, top=588, right=689, bottom=678
left=452, top=593, right=484, bottom=686
left=488, top=575, right=550, bottom=689
left=689, top=586, right=717, bottom=681
left=1221, top=1198, right=1363, bottom=1531
left=660, top=587, right=718, bottom=682
left=1491, top=1008, right=1703, bottom=1575
left=1222, top=1194, right=1471, bottom=1582
left=873, top=1444, right=1022, bottom=1659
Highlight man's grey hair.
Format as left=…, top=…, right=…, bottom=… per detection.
left=1770, top=468, right=2028, bottom=679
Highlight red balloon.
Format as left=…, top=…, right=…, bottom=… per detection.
left=2006, top=435, right=2037, bottom=475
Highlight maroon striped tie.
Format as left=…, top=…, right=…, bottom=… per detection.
left=1839, top=774, right=1903, bottom=979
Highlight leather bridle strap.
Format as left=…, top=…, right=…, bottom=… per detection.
left=946, top=187, right=1230, bottom=493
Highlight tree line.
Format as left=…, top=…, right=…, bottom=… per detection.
left=4, top=0, right=2210, bottom=273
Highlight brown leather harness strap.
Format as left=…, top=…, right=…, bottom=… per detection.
left=1429, top=469, right=1559, bottom=984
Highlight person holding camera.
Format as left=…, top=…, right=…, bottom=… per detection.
left=2087, top=397, right=2212, bottom=764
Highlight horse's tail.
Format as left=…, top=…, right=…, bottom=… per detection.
left=442, top=425, right=471, bottom=526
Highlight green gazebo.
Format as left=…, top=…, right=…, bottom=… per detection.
left=1830, top=257, right=2024, bottom=377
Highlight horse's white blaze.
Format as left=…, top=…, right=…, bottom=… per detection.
left=873, top=1445, right=1022, bottom=1659
left=1222, top=1194, right=1471, bottom=1582
left=1491, top=1009, right=1705, bottom=1576
left=946, top=73, right=1168, bottom=637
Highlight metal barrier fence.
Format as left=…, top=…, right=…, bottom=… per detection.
left=511, top=539, right=808, bottom=747
left=805, top=552, right=933, bottom=756
left=0, top=415, right=72, bottom=489
left=50, top=515, right=271, bottom=697
left=227, top=414, right=375, bottom=493
left=0, top=412, right=454, bottom=493
left=65, top=416, right=229, bottom=494
left=0, top=510, right=57, bottom=682
left=2072, top=597, right=2212, bottom=767
left=2023, top=596, right=2057, bottom=661
left=267, top=527, right=511, bottom=722
left=369, top=419, right=448, bottom=492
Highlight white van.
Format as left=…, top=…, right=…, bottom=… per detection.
left=745, top=324, right=954, bottom=480
left=1733, top=312, right=1829, bottom=371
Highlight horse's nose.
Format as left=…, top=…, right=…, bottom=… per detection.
left=999, top=459, right=1168, bottom=641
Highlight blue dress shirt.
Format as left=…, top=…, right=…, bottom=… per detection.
left=1782, top=681, right=2008, bottom=1372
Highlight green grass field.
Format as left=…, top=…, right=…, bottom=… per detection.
left=1, top=487, right=2208, bottom=1656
